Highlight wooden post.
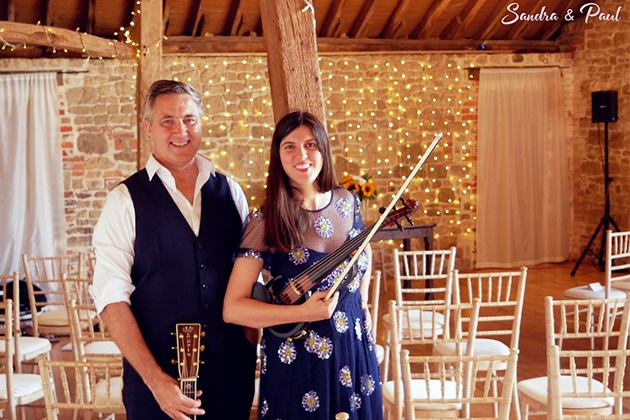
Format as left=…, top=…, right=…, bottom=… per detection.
left=137, top=0, right=163, bottom=170
left=259, top=0, right=326, bottom=126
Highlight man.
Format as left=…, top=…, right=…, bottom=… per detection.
left=91, top=80, right=256, bottom=419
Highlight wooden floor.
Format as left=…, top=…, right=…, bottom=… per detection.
left=25, top=259, right=625, bottom=420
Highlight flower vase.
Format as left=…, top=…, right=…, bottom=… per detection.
left=361, top=200, right=370, bottom=223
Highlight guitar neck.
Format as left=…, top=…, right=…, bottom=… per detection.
left=180, top=378, right=197, bottom=419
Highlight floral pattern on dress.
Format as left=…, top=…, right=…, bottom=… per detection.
left=349, top=228, right=360, bottom=239
left=252, top=208, right=265, bottom=219
left=336, top=198, right=353, bottom=218
left=289, top=246, right=310, bottom=265
left=355, top=319, right=363, bottom=341
left=333, top=311, right=350, bottom=333
left=243, top=249, right=263, bottom=261
left=304, top=330, right=319, bottom=353
left=316, top=336, right=333, bottom=359
left=302, top=391, right=319, bottom=412
left=314, top=216, right=334, bottom=238
left=347, top=275, right=360, bottom=293
left=339, top=365, right=352, bottom=387
left=278, top=341, right=296, bottom=364
left=315, top=270, right=337, bottom=292
left=350, top=393, right=362, bottom=412
left=361, top=374, right=376, bottom=396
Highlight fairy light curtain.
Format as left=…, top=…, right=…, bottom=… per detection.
left=476, top=67, right=569, bottom=268
left=0, top=72, right=66, bottom=274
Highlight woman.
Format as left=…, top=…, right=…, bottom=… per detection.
left=224, top=111, right=383, bottom=419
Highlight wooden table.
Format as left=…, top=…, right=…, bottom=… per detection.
left=370, top=223, right=435, bottom=250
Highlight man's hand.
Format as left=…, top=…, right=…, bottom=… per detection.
left=147, top=370, right=205, bottom=419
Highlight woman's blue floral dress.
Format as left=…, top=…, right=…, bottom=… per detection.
left=236, top=187, right=383, bottom=420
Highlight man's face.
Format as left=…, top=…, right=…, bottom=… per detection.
left=145, top=93, right=202, bottom=172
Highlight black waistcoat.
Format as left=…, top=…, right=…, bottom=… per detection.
left=123, top=169, right=246, bottom=378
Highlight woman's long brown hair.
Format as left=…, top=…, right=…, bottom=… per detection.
left=264, top=111, right=336, bottom=252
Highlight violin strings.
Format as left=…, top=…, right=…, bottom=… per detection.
left=280, top=210, right=401, bottom=302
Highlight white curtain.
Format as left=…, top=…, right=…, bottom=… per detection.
left=0, top=73, right=66, bottom=275
left=476, top=67, right=569, bottom=268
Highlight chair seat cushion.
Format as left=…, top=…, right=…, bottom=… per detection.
left=382, top=310, right=445, bottom=337
left=85, top=340, right=121, bottom=356
left=0, top=373, right=43, bottom=399
left=94, top=376, right=124, bottom=410
left=37, top=309, right=69, bottom=327
left=563, top=286, right=627, bottom=300
left=434, top=339, right=509, bottom=370
left=518, top=376, right=614, bottom=409
left=382, top=379, right=462, bottom=410
left=0, top=336, right=52, bottom=360
left=375, top=344, right=384, bottom=364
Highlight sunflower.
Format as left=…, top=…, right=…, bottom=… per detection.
left=346, top=179, right=361, bottom=194
left=361, top=182, right=376, bottom=199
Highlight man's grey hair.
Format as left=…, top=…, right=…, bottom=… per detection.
left=142, top=80, right=204, bottom=123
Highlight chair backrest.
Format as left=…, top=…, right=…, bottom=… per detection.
left=368, top=270, right=381, bottom=337
left=1, top=272, right=29, bottom=370
left=37, top=355, right=125, bottom=420
left=545, top=296, right=630, bottom=351
left=393, top=247, right=456, bottom=306
left=605, top=229, right=630, bottom=295
left=22, top=253, right=83, bottom=336
left=61, top=276, right=114, bottom=362
left=388, top=298, right=481, bottom=420
left=0, top=299, right=16, bottom=419
left=453, top=267, right=527, bottom=348
left=401, top=347, right=518, bottom=420
left=547, top=344, right=630, bottom=419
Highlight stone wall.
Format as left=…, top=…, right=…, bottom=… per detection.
left=2, top=2, right=627, bottom=271
left=563, top=0, right=630, bottom=265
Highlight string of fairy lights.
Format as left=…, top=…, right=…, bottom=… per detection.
left=1, top=1, right=478, bottom=244
left=166, top=55, right=478, bottom=241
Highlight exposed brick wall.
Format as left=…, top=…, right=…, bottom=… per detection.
left=2, top=4, right=626, bottom=271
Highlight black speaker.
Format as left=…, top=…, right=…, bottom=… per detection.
left=592, top=90, right=618, bottom=123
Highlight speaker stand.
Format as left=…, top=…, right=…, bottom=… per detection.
left=571, top=121, right=620, bottom=276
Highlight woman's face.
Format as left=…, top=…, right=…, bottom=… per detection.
left=279, top=125, right=323, bottom=191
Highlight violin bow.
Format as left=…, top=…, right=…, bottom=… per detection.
left=324, top=132, right=444, bottom=300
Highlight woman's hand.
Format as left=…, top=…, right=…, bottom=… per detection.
left=300, top=290, right=339, bottom=321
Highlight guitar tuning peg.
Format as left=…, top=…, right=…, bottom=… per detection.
left=200, top=331, right=206, bottom=337
left=171, top=346, right=176, bottom=350
left=399, top=197, right=407, bottom=206
left=170, top=332, right=175, bottom=336
left=200, top=360, right=205, bottom=365
left=405, top=215, right=413, bottom=226
left=199, top=345, right=205, bottom=352
left=378, top=206, right=386, bottom=215
left=170, top=359, right=177, bottom=365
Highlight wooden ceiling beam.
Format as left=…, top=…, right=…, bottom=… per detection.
left=0, top=21, right=136, bottom=58
left=7, top=0, right=15, bottom=21
left=162, top=35, right=564, bottom=54
left=410, top=0, right=452, bottom=39
left=230, top=0, right=245, bottom=36
left=349, top=0, right=377, bottom=38
left=45, top=0, right=53, bottom=26
left=191, top=0, right=204, bottom=36
left=442, top=0, right=489, bottom=39
left=380, top=0, right=411, bottom=39
left=86, top=0, right=96, bottom=34
left=320, top=0, right=346, bottom=38
left=163, top=0, right=171, bottom=35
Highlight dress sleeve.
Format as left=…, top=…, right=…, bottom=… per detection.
left=234, top=209, right=272, bottom=269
